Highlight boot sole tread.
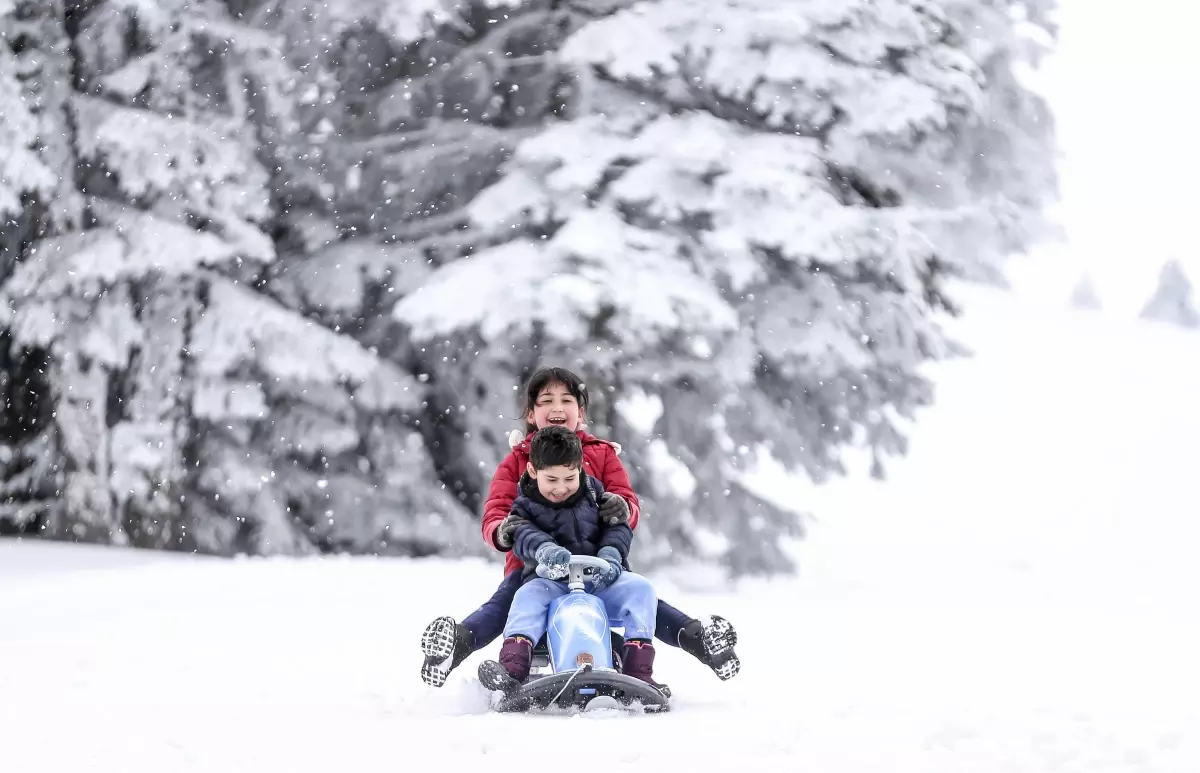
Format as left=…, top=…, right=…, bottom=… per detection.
left=420, top=616, right=458, bottom=687
left=703, top=616, right=741, bottom=681
left=478, top=660, right=521, bottom=693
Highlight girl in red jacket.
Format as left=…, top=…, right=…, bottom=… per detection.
left=420, top=366, right=740, bottom=688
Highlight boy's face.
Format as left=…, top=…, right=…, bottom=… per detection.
left=527, top=381, right=584, bottom=432
left=527, top=462, right=581, bottom=503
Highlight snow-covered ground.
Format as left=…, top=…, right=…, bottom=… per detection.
left=2, top=285, right=1199, bottom=772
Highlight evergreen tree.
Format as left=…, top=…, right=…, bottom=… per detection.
left=0, top=0, right=478, bottom=556
left=1140, top=259, right=1199, bottom=329
left=1, top=0, right=78, bottom=535
left=394, top=0, right=1058, bottom=575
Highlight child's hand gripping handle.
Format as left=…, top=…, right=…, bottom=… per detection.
left=590, top=547, right=623, bottom=590
left=534, top=543, right=571, bottom=580
left=535, top=554, right=611, bottom=590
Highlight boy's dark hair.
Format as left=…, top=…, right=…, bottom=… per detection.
left=521, top=366, right=589, bottom=432
left=528, top=425, right=584, bottom=470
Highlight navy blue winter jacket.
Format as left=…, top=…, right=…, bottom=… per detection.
left=510, top=472, right=634, bottom=581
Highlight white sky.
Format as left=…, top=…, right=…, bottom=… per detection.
left=1008, top=0, right=1200, bottom=316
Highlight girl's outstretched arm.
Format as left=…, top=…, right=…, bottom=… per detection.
left=481, top=451, right=523, bottom=550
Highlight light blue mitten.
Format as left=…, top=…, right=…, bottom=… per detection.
left=592, top=546, right=623, bottom=589
left=535, top=543, right=571, bottom=579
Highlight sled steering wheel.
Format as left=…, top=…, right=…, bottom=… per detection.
left=536, top=554, right=610, bottom=590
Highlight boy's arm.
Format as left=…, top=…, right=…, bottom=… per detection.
left=514, top=524, right=561, bottom=564
left=599, top=445, right=640, bottom=530
left=482, top=452, right=523, bottom=550
left=510, top=502, right=557, bottom=564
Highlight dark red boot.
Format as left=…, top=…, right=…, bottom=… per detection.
left=478, top=636, right=532, bottom=693
left=622, top=639, right=668, bottom=695
left=500, top=636, right=533, bottom=681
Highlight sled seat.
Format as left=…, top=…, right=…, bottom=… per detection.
left=530, top=629, right=627, bottom=670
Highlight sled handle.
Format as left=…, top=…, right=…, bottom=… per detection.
left=536, top=554, right=610, bottom=590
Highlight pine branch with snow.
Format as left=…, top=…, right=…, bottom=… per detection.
left=0, top=6, right=57, bottom=218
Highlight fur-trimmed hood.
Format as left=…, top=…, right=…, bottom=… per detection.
left=507, top=428, right=622, bottom=456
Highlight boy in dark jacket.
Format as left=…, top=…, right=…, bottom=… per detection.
left=477, top=425, right=662, bottom=693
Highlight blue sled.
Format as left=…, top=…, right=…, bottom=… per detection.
left=484, top=555, right=670, bottom=714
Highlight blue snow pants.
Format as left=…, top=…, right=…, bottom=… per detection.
left=461, top=571, right=693, bottom=651
left=504, top=572, right=658, bottom=643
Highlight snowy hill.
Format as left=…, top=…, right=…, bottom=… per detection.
left=2, top=285, right=1199, bottom=773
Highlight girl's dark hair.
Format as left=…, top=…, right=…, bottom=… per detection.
left=521, top=366, right=588, bottom=432
left=529, top=426, right=584, bottom=470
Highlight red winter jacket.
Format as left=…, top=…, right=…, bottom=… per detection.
left=482, top=429, right=641, bottom=577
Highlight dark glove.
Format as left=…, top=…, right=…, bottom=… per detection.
left=493, top=512, right=527, bottom=550
left=535, top=543, right=571, bottom=579
left=598, top=492, right=630, bottom=526
left=592, top=546, right=623, bottom=589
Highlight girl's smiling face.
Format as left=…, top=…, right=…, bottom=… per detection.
left=527, top=381, right=583, bottom=432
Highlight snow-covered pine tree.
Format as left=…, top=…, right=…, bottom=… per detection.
left=1, top=0, right=478, bottom=556
left=1140, top=259, right=1199, bottom=329
left=394, top=0, right=1058, bottom=575
left=1, top=0, right=79, bottom=533
left=0, top=0, right=286, bottom=546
